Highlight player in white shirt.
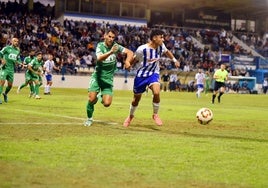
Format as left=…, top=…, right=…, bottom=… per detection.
left=43, top=54, right=59, bottom=95
left=195, top=69, right=206, bottom=98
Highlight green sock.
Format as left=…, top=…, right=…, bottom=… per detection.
left=20, top=83, right=27, bottom=89
left=30, top=83, right=34, bottom=93
left=35, top=84, right=40, bottom=95
left=86, top=101, right=94, bottom=119
left=4, top=86, right=11, bottom=94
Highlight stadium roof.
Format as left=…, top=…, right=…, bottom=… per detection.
left=148, top=0, right=268, bottom=20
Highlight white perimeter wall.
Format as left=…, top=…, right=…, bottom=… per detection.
left=13, top=73, right=265, bottom=93
left=13, top=73, right=134, bottom=90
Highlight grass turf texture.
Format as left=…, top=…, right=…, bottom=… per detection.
left=0, top=88, right=267, bottom=188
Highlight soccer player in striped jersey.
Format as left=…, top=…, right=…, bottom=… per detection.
left=43, top=53, right=59, bottom=95
left=84, top=29, right=134, bottom=126
left=123, top=29, right=180, bottom=127
left=195, top=69, right=206, bottom=98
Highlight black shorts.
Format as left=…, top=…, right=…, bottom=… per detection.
left=213, top=81, right=225, bottom=91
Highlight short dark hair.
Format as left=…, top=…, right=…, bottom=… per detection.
left=150, top=29, right=165, bottom=40
left=36, top=51, right=42, bottom=56
left=105, top=29, right=117, bottom=35
left=29, top=49, right=35, bottom=54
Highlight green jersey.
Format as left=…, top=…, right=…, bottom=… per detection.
left=24, top=55, right=34, bottom=65
left=93, top=42, right=124, bottom=80
left=88, top=42, right=125, bottom=95
left=0, top=45, right=21, bottom=72
left=27, top=57, right=43, bottom=80
left=205, top=74, right=210, bottom=86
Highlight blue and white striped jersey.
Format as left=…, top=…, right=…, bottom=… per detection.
left=134, top=43, right=168, bottom=78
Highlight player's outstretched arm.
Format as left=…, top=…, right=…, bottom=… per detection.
left=123, top=48, right=134, bottom=71
left=165, top=50, right=180, bottom=68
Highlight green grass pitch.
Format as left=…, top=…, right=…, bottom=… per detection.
left=0, top=87, right=268, bottom=187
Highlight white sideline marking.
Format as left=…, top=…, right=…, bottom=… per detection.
left=5, top=108, right=85, bottom=120
left=0, top=123, right=81, bottom=125
left=1, top=108, right=118, bottom=125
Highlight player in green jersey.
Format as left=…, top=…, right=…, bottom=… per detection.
left=0, top=37, right=21, bottom=104
left=17, top=49, right=35, bottom=96
left=84, top=29, right=134, bottom=126
left=27, top=51, right=43, bottom=99
left=204, top=71, right=211, bottom=95
left=212, top=64, right=229, bottom=104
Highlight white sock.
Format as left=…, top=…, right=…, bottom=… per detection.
left=153, top=102, right=160, bottom=114
left=44, top=85, right=48, bottom=93
left=129, top=104, right=137, bottom=116
left=198, top=89, right=203, bottom=98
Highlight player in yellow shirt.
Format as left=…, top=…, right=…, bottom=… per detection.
left=212, top=64, right=228, bottom=104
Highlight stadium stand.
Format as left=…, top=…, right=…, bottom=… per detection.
left=0, top=0, right=267, bottom=93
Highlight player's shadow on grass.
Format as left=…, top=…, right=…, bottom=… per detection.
left=94, top=119, right=161, bottom=131
left=122, top=124, right=162, bottom=132
left=93, top=121, right=267, bottom=143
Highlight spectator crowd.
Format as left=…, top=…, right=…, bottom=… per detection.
left=0, top=0, right=267, bottom=93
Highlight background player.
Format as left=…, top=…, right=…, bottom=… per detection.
left=27, top=51, right=44, bottom=99
left=195, top=69, right=206, bottom=98
left=17, top=49, right=35, bottom=96
left=43, top=53, right=60, bottom=95
left=0, top=37, right=21, bottom=104
left=212, top=64, right=228, bottom=104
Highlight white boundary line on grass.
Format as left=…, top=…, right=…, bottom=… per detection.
left=1, top=108, right=118, bottom=125
left=9, top=108, right=84, bottom=120
left=0, top=122, right=82, bottom=125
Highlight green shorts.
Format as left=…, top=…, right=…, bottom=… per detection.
left=88, top=75, right=113, bottom=96
left=28, top=72, right=40, bottom=82
left=0, top=69, right=14, bottom=82
left=25, top=71, right=32, bottom=82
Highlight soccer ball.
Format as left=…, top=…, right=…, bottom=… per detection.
left=196, top=107, right=213, bottom=125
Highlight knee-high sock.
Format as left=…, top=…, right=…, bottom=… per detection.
left=153, top=102, right=160, bottom=114
left=218, top=92, right=223, bottom=98
left=129, top=104, right=137, bottom=116
left=44, top=85, right=49, bottom=93
left=35, top=84, right=40, bottom=95
left=212, top=94, right=216, bottom=101
left=86, top=101, right=95, bottom=119
left=19, top=83, right=27, bottom=89
left=29, top=83, right=34, bottom=93
left=4, top=86, right=11, bottom=94
left=197, top=88, right=202, bottom=98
